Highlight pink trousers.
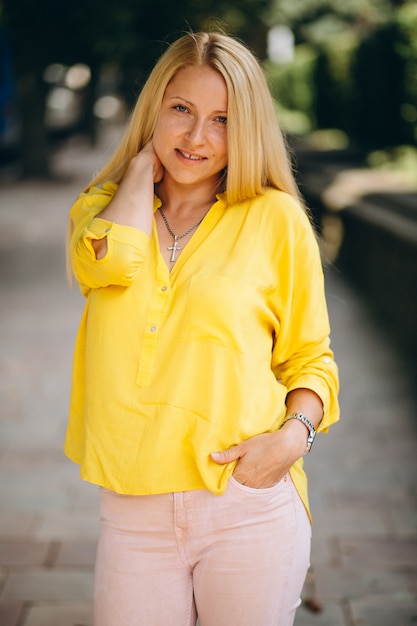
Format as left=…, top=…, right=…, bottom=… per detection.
left=94, top=474, right=311, bottom=626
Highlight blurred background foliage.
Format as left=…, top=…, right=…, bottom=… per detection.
left=265, top=0, right=417, bottom=149
left=0, top=0, right=416, bottom=177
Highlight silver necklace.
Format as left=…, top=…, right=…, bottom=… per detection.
left=158, top=207, right=207, bottom=262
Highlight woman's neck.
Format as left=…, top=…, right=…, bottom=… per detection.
left=155, top=177, right=222, bottom=217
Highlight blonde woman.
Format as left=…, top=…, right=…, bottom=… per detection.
left=65, top=31, right=339, bottom=626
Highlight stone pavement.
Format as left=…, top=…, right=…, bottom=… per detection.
left=0, top=130, right=416, bottom=626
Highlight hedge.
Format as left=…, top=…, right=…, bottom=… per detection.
left=264, top=4, right=417, bottom=149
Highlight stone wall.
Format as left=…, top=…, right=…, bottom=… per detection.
left=335, top=193, right=417, bottom=376
left=295, top=145, right=417, bottom=379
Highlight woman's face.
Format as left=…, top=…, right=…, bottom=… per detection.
left=152, top=65, right=228, bottom=192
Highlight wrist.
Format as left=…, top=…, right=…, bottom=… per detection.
left=129, top=152, right=155, bottom=177
left=281, top=412, right=317, bottom=454
left=132, top=150, right=163, bottom=183
left=278, top=421, right=309, bottom=460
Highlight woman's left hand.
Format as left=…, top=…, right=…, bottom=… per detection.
left=210, top=426, right=307, bottom=489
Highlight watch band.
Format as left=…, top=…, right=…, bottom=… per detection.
left=283, top=412, right=316, bottom=453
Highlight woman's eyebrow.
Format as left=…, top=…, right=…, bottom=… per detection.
left=166, top=96, right=193, bottom=105
left=166, top=95, right=227, bottom=114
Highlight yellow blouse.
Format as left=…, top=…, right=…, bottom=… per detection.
left=65, top=183, right=339, bottom=517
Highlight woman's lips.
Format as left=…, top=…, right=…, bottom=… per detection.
left=177, top=149, right=206, bottom=161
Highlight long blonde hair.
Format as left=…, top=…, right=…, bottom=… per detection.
left=85, top=31, right=300, bottom=205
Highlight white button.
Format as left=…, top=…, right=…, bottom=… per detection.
left=150, top=326, right=157, bottom=332
left=323, top=357, right=331, bottom=363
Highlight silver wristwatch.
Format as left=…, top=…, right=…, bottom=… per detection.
left=283, top=412, right=316, bottom=453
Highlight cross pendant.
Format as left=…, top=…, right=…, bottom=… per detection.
left=168, top=236, right=182, bottom=262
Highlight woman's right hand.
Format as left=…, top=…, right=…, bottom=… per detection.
left=91, top=142, right=160, bottom=259
left=135, top=141, right=164, bottom=183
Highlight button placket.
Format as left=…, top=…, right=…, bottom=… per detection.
left=136, top=278, right=170, bottom=387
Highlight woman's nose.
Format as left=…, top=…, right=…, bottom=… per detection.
left=186, top=118, right=205, bottom=144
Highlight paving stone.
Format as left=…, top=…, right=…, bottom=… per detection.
left=340, top=537, right=417, bottom=568
left=22, top=602, right=93, bottom=626
left=314, top=566, right=415, bottom=603
left=0, top=603, right=25, bottom=626
left=54, top=541, right=97, bottom=567
left=349, top=594, right=417, bottom=626
left=0, top=449, right=64, bottom=466
left=33, top=509, right=99, bottom=541
left=294, top=602, right=346, bottom=626
left=311, top=508, right=389, bottom=537
left=310, top=531, right=339, bottom=567
left=0, top=513, right=36, bottom=538
left=329, top=487, right=411, bottom=510
left=66, top=482, right=100, bottom=508
left=0, top=541, right=50, bottom=567
left=0, top=471, right=69, bottom=511
left=1, top=570, right=94, bottom=603
left=389, top=503, right=417, bottom=538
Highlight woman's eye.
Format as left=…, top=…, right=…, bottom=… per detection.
left=174, top=105, right=188, bottom=113
left=216, top=116, right=227, bottom=125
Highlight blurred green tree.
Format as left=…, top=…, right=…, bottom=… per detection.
left=264, top=0, right=416, bottom=149
left=0, top=0, right=272, bottom=177
left=265, top=0, right=395, bottom=43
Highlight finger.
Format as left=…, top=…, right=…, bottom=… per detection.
left=210, top=445, right=242, bottom=464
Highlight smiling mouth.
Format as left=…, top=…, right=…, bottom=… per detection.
left=178, top=149, right=205, bottom=161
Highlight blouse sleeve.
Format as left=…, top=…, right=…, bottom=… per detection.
left=271, top=204, right=340, bottom=433
left=69, top=182, right=150, bottom=293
